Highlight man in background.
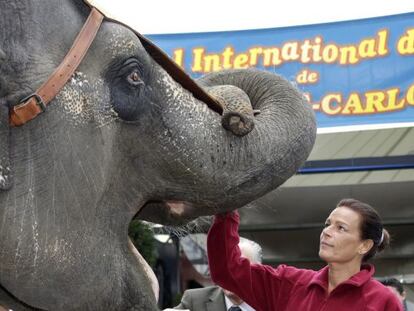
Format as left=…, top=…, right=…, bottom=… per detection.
left=381, top=277, right=414, bottom=311
left=173, top=237, right=262, bottom=311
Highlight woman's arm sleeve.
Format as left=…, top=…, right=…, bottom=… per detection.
left=207, top=211, right=285, bottom=309
left=385, top=297, right=404, bottom=311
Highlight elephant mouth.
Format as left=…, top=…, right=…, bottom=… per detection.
left=136, top=199, right=207, bottom=226
left=164, top=200, right=195, bottom=217
left=135, top=199, right=198, bottom=226
left=130, top=200, right=197, bottom=302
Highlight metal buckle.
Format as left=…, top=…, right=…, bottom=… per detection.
left=18, top=93, right=46, bottom=112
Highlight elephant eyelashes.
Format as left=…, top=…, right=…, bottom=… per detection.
left=127, top=70, right=143, bottom=86
left=108, top=58, right=149, bottom=121
left=116, top=58, right=145, bottom=88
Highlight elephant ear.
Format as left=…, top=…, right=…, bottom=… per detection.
left=0, top=100, right=12, bottom=190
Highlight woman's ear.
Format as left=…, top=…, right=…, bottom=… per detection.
left=0, top=100, right=12, bottom=190
left=358, top=239, right=374, bottom=255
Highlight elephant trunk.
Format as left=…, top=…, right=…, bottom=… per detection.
left=197, top=69, right=317, bottom=209
left=205, top=85, right=257, bottom=136
left=138, top=69, right=316, bottom=224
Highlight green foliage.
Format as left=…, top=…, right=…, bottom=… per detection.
left=173, top=293, right=183, bottom=307
left=128, top=219, right=157, bottom=267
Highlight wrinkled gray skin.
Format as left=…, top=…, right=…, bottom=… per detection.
left=0, top=1, right=316, bottom=310
left=206, top=84, right=257, bottom=136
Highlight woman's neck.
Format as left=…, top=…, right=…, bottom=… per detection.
left=327, top=261, right=361, bottom=294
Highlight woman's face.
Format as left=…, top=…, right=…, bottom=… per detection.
left=319, top=206, right=370, bottom=264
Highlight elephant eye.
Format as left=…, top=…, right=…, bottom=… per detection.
left=127, top=70, right=143, bottom=86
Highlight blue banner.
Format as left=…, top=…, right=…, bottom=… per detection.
left=148, top=13, right=414, bottom=130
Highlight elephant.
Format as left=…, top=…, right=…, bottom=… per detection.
left=0, top=1, right=316, bottom=310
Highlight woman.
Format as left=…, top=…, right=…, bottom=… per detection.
left=207, top=198, right=403, bottom=311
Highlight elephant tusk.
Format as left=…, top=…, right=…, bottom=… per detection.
left=128, top=238, right=159, bottom=302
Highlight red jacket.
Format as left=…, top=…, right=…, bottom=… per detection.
left=207, top=211, right=403, bottom=311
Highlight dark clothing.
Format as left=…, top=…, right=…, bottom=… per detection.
left=207, top=211, right=403, bottom=311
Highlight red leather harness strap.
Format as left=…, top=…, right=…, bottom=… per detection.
left=9, top=8, right=104, bottom=126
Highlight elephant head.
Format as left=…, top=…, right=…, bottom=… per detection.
left=0, top=1, right=316, bottom=310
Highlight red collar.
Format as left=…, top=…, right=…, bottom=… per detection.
left=308, top=264, right=375, bottom=290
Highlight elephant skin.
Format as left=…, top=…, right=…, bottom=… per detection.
left=0, top=1, right=316, bottom=310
